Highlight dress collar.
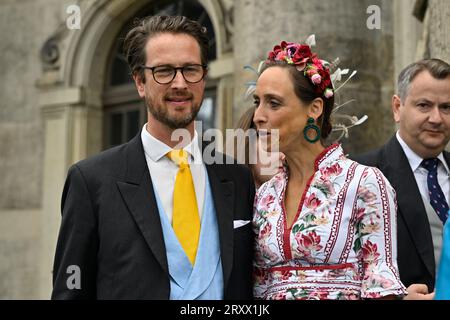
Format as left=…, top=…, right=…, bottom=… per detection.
left=278, top=143, right=343, bottom=183
left=314, top=143, right=343, bottom=170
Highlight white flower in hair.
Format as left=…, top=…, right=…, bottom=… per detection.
left=305, top=35, right=316, bottom=47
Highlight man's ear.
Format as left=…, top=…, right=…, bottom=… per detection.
left=133, top=72, right=146, bottom=98
left=392, top=95, right=402, bottom=123
left=309, top=97, right=324, bottom=119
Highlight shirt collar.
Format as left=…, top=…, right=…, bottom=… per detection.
left=141, top=123, right=202, bottom=163
left=396, top=131, right=450, bottom=174
left=438, top=153, right=450, bottom=175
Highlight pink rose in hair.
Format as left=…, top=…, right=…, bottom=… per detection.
left=324, top=88, right=334, bottom=99
left=311, top=74, right=322, bottom=85
left=276, top=51, right=288, bottom=61
left=306, top=67, right=318, bottom=77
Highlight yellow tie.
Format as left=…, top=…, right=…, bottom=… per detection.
left=166, top=149, right=200, bottom=265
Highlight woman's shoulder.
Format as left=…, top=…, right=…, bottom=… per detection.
left=342, top=156, right=385, bottom=176
left=344, top=157, right=395, bottom=192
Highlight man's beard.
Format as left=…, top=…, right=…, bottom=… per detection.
left=145, top=94, right=202, bottom=129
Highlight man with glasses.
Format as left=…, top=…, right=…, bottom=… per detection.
left=51, top=16, right=255, bottom=300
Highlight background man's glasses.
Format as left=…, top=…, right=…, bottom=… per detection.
left=141, top=64, right=207, bottom=84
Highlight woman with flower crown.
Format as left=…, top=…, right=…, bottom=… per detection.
left=252, top=38, right=407, bottom=300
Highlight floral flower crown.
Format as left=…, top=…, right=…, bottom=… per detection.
left=243, top=35, right=367, bottom=142
left=266, top=36, right=334, bottom=99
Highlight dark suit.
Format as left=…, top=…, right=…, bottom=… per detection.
left=51, top=134, right=255, bottom=299
left=352, top=136, right=450, bottom=291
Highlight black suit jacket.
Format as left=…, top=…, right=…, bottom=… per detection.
left=352, top=136, right=450, bottom=291
left=51, top=134, right=255, bottom=299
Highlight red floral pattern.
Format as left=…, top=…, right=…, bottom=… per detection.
left=361, top=240, right=381, bottom=263
left=295, top=231, right=323, bottom=258
left=304, top=193, right=322, bottom=210
left=253, top=144, right=407, bottom=300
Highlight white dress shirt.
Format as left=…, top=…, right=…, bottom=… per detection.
left=141, top=124, right=206, bottom=224
left=396, top=131, right=450, bottom=205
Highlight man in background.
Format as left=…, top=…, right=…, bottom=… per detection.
left=354, top=59, right=450, bottom=299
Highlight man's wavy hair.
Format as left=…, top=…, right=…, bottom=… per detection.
left=123, top=15, right=209, bottom=83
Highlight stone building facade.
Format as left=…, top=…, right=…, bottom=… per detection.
left=0, top=0, right=448, bottom=299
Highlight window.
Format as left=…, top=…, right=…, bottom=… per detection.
left=104, top=100, right=147, bottom=149
left=197, top=85, right=217, bottom=132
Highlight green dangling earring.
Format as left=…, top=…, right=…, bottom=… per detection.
left=303, top=117, right=321, bottom=143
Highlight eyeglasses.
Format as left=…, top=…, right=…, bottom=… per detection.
left=141, top=64, right=207, bottom=84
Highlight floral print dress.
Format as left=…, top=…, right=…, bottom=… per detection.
left=253, top=144, right=407, bottom=300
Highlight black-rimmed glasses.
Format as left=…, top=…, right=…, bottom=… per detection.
left=141, top=64, right=207, bottom=84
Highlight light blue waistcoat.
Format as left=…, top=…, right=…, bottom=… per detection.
left=153, top=170, right=224, bottom=300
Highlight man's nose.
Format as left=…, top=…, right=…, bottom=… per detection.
left=429, top=106, right=443, bottom=124
left=170, top=70, right=188, bottom=89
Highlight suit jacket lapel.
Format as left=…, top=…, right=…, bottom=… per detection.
left=444, top=151, right=450, bottom=168
left=116, top=134, right=169, bottom=274
left=381, top=136, right=435, bottom=277
left=204, top=160, right=235, bottom=291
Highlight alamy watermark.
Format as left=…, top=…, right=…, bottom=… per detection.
left=171, top=121, right=281, bottom=176
left=66, top=265, right=81, bottom=290
left=367, top=5, right=381, bottom=30
left=66, top=4, right=81, bottom=30
left=65, top=5, right=382, bottom=32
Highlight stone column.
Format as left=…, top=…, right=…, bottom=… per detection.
left=393, top=0, right=423, bottom=83
left=38, top=86, right=102, bottom=298
left=425, top=0, right=450, bottom=62
left=209, top=53, right=235, bottom=132
left=233, top=0, right=397, bottom=154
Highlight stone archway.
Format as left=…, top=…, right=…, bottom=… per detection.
left=37, top=0, right=232, bottom=298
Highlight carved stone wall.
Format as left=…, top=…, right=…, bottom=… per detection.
left=424, top=0, right=450, bottom=62
left=0, top=0, right=67, bottom=299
